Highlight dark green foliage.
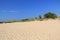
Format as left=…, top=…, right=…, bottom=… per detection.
left=0, top=22, right=3, bottom=24
left=44, top=12, right=57, bottom=19
left=5, top=21, right=12, bottom=23
left=39, top=16, right=42, bottom=19
left=20, top=19, right=29, bottom=22
left=35, top=16, right=42, bottom=19
left=35, top=15, right=43, bottom=21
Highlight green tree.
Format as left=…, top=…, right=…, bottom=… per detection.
left=38, top=15, right=42, bottom=19
left=44, top=12, right=57, bottom=19
left=35, top=15, right=42, bottom=21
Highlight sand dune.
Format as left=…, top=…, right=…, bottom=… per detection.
left=0, top=19, right=60, bottom=40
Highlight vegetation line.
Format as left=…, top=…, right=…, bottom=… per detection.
left=0, top=12, right=60, bottom=24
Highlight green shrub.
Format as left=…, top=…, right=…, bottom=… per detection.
left=0, top=22, right=3, bottom=24
left=35, top=15, right=43, bottom=21
left=44, top=12, right=57, bottom=19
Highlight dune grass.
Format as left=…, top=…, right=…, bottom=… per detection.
left=0, top=12, right=60, bottom=23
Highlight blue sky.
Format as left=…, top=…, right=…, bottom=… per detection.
left=0, top=0, right=60, bottom=21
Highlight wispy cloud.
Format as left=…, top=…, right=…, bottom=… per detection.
left=1, top=10, right=18, bottom=13
left=8, top=11, right=17, bottom=12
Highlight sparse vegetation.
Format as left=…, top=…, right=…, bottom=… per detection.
left=35, top=15, right=43, bottom=21
left=0, top=22, right=3, bottom=24
left=0, top=12, right=59, bottom=23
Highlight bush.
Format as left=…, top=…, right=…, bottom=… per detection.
left=0, top=22, right=3, bottom=24
left=20, top=19, right=29, bottom=22
left=44, top=12, right=57, bottom=19
left=35, top=15, right=43, bottom=21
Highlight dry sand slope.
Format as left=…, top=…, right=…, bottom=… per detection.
left=0, top=19, right=60, bottom=40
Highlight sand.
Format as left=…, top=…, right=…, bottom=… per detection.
left=0, top=19, right=60, bottom=40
